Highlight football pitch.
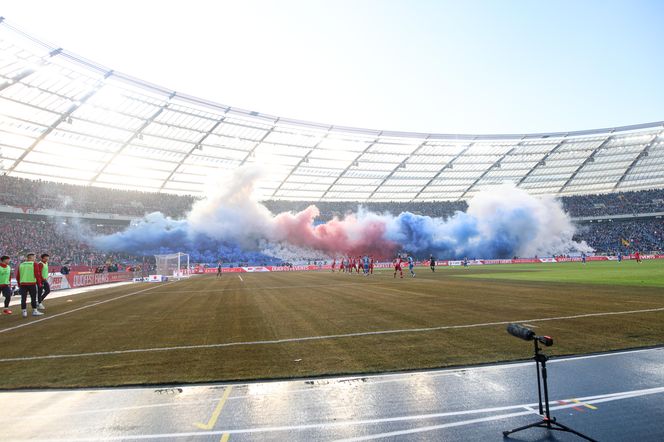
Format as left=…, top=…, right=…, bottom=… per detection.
left=1, top=260, right=663, bottom=389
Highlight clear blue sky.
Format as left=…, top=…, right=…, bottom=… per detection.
left=3, top=0, right=663, bottom=134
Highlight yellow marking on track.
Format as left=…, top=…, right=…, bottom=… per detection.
left=573, top=398, right=598, bottom=410
left=194, top=386, right=233, bottom=430
left=220, top=433, right=230, bottom=442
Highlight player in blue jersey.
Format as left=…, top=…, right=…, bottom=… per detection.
left=581, top=252, right=586, bottom=264
left=407, top=255, right=415, bottom=278
left=362, top=255, right=370, bottom=276
left=617, top=251, right=622, bottom=263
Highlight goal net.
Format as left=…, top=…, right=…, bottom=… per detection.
left=155, top=252, right=191, bottom=278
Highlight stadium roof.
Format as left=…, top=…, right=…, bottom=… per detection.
left=1, top=18, right=664, bottom=202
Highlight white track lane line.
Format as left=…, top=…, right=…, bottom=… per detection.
left=30, top=386, right=664, bottom=441
left=334, top=387, right=664, bottom=441
left=1, top=305, right=662, bottom=362
left=0, top=282, right=176, bottom=335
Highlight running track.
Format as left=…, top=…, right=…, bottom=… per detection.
left=1, top=346, right=663, bottom=441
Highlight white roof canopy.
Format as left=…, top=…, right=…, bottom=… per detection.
left=1, top=18, right=663, bottom=201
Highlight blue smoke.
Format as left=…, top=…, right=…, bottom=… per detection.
left=92, top=213, right=281, bottom=264
left=385, top=191, right=584, bottom=259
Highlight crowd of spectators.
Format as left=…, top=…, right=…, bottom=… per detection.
left=561, top=189, right=664, bottom=217
left=2, top=175, right=664, bottom=220
left=264, top=190, right=664, bottom=221
left=0, top=215, right=145, bottom=267
left=0, top=175, right=196, bottom=218
left=575, top=218, right=664, bottom=254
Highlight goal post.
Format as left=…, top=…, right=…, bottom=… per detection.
left=154, top=252, right=191, bottom=279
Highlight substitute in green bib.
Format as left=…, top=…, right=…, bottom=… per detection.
left=16, top=253, right=44, bottom=318
left=37, top=253, right=51, bottom=310
left=1, top=255, right=12, bottom=315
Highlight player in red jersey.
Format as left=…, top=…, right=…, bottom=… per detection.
left=635, top=251, right=642, bottom=263
left=356, top=256, right=362, bottom=273
left=393, top=256, right=403, bottom=279
left=331, top=258, right=336, bottom=272
left=369, top=256, right=374, bottom=274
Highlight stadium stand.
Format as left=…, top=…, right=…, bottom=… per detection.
left=263, top=189, right=664, bottom=221
left=1, top=176, right=663, bottom=264
left=562, top=189, right=664, bottom=217
left=3, top=174, right=663, bottom=221
left=0, top=175, right=196, bottom=218
left=0, top=213, right=142, bottom=267
left=575, top=218, right=664, bottom=254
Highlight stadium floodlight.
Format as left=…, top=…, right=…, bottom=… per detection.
left=155, top=252, right=191, bottom=279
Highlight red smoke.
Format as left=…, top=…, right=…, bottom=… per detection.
left=272, top=205, right=398, bottom=257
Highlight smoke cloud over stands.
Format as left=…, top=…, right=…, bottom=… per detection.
left=89, top=168, right=591, bottom=261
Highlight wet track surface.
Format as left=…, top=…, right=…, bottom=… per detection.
left=1, top=346, right=663, bottom=441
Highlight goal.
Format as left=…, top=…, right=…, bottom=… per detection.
left=154, top=252, right=191, bottom=279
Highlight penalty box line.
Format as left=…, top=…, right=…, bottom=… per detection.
left=0, top=282, right=177, bottom=335
left=1, top=305, right=663, bottom=363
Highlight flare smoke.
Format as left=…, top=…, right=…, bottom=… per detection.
left=90, top=167, right=591, bottom=261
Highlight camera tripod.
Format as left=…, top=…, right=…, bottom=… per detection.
left=503, top=338, right=597, bottom=441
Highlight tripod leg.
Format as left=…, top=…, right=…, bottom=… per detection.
left=535, top=342, right=544, bottom=415
left=502, top=420, right=547, bottom=437
left=540, top=359, right=552, bottom=425
left=550, top=421, right=598, bottom=442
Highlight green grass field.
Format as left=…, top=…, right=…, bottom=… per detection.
left=0, top=260, right=663, bottom=389
left=455, top=260, right=664, bottom=287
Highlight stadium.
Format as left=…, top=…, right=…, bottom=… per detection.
left=1, top=5, right=664, bottom=442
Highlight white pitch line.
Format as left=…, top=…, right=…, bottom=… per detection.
left=238, top=275, right=243, bottom=282
left=0, top=281, right=177, bottom=335
left=28, top=386, right=664, bottom=441
left=1, top=305, right=663, bottom=362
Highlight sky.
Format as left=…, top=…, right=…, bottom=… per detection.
left=2, top=0, right=663, bottom=134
